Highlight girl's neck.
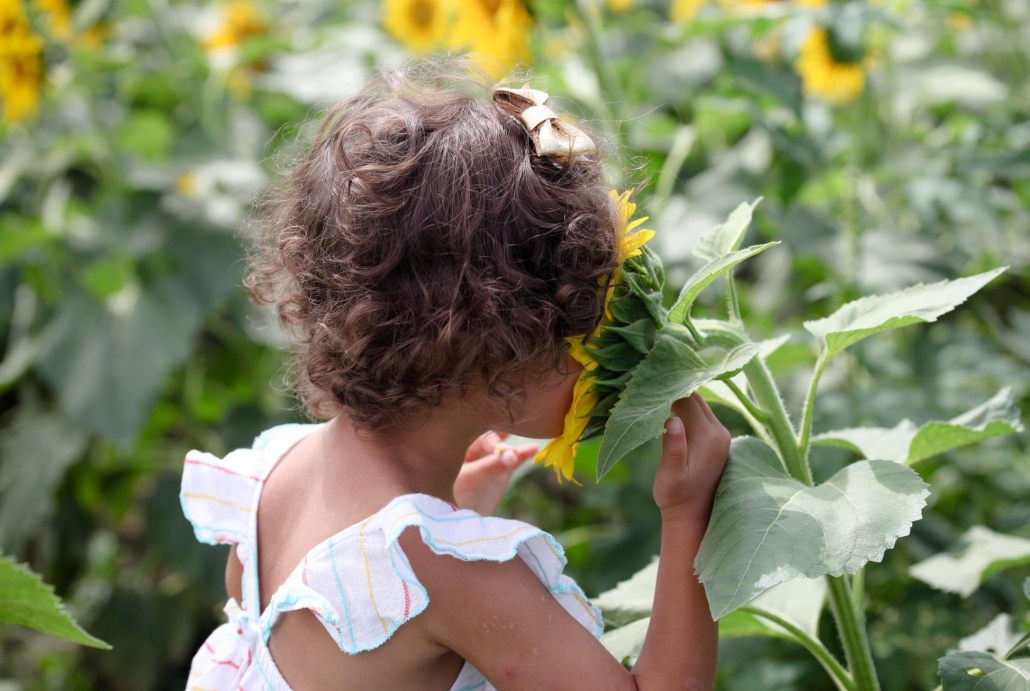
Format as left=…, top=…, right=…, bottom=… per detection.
left=317, top=403, right=485, bottom=504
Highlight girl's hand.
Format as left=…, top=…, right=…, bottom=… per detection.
left=653, top=393, right=731, bottom=523
left=454, top=432, right=538, bottom=515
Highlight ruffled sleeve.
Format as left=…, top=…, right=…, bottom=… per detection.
left=258, top=493, right=604, bottom=653
left=179, top=447, right=265, bottom=546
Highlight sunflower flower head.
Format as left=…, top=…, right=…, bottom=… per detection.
left=383, top=0, right=452, bottom=54
left=0, top=0, right=44, bottom=124
left=795, top=27, right=865, bottom=104
left=204, top=1, right=269, bottom=51
left=535, top=190, right=659, bottom=483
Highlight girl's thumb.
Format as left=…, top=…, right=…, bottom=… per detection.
left=661, top=415, right=688, bottom=465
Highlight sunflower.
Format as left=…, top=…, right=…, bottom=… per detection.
left=32, top=0, right=72, bottom=41
left=447, top=0, right=533, bottom=77
left=383, top=0, right=451, bottom=54
left=795, top=27, right=864, bottom=104
left=204, top=0, right=269, bottom=51
left=670, top=0, right=705, bottom=24
left=0, top=0, right=44, bottom=124
left=536, top=191, right=656, bottom=483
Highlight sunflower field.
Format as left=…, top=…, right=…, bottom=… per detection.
left=1, top=0, right=1029, bottom=688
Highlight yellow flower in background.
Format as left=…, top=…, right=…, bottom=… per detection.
left=670, top=0, right=706, bottom=24
left=948, top=12, right=972, bottom=31
left=0, top=0, right=44, bottom=123
left=381, top=0, right=533, bottom=74
left=536, top=190, right=654, bottom=483
left=795, top=27, right=864, bottom=104
left=383, top=0, right=451, bottom=53
left=204, top=0, right=269, bottom=51
left=176, top=172, right=198, bottom=197
left=448, top=0, right=533, bottom=77
left=608, top=0, right=635, bottom=13
left=32, top=0, right=72, bottom=41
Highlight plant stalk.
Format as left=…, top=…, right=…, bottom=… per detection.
left=723, top=380, right=770, bottom=425
left=798, top=353, right=829, bottom=462
left=742, top=607, right=855, bottom=691
left=726, top=274, right=743, bottom=325
left=742, top=357, right=813, bottom=485
left=827, top=575, right=881, bottom=691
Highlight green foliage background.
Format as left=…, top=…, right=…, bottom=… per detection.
left=1, top=0, right=1028, bottom=688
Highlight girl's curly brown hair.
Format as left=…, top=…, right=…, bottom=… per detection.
left=246, top=61, right=622, bottom=432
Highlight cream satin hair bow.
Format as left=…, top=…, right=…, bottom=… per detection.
left=493, top=87, right=595, bottom=160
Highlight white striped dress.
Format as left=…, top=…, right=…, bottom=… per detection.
left=180, top=423, right=603, bottom=691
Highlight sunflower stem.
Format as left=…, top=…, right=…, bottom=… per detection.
left=726, top=274, right=743, bottom=325
left=723, top=379, right=771, bottom=425
left=682, top=316, right=703, bottom=346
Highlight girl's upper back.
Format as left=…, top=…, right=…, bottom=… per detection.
left=179, top=422, right=603, bottom=691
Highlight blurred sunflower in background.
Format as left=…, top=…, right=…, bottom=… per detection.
left=32, top=0, right=71, bottom=41
left=204, top=0, right=270, bottom=51
left=796, top=26, right=865, bottom=103
left=0, top=0, right=44, bottom=124
left=383, top=0, right=533, bottom=76
left=383, top=0, right=451, bottom=53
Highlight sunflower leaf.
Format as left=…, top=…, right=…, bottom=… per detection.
left=696, top=437, right=929, bottom=619
left=910, top=526, right=1030, bottom=597
left=693, top=199, right=763, bottom=262
left=0, top=554, right=110, bottom=649
left=669, top=242, right=779, bottom=325
left=596, top=331, right=760, bottom=479
left=938, top=652, right=1030, bottom=690
left=803, top=268, right=1007, bottom=359
left=812, top=388, right=1023, bottom=465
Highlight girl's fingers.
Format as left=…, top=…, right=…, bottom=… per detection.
left=679, top=394, right=709, bottom=441
left=693, top=392, right=719, bottom=424
left=464, top=431, right=509, bottom=462
left=465, top=443, right=538, bottom=475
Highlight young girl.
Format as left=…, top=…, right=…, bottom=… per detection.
left=180, top=63, right=730, bottom=691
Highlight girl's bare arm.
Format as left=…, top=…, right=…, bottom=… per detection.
left=406, top=393, right=729, bottom=690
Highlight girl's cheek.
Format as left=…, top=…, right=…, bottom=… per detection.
left=505, top=360, right=582, bottom=439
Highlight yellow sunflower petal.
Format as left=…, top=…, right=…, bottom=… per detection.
left=620, top=228, right=655, bottom=260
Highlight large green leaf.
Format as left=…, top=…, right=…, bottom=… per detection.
left=0, top=554, right=110, bottom=649
left=812, top=388, right=1023, bottom=465
left=36, top=228, right=239, bottom=447
left=910, top=527, right=1030, bottom=597
left=0, top=412, right=88, bottom=551
left=668, top=242, right=779, bottom=325
left=803, top=268, right=1006, bottom=358
left=695, top=437, right=929, bottom=618
left=596, top=331, right=761, bottom=479
left=958, top=615, right=1023, bottom=657
left=593, top=558, right=657, bottom=627
left=693, top=199, right=762, bottom=262
left=723, top=577, right=827, bottom=642
left=600, top=616, right=649, bottom=666
left=595, top=564, right=825, bottom=657
left=939, top=652, right=1030, bottom=690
